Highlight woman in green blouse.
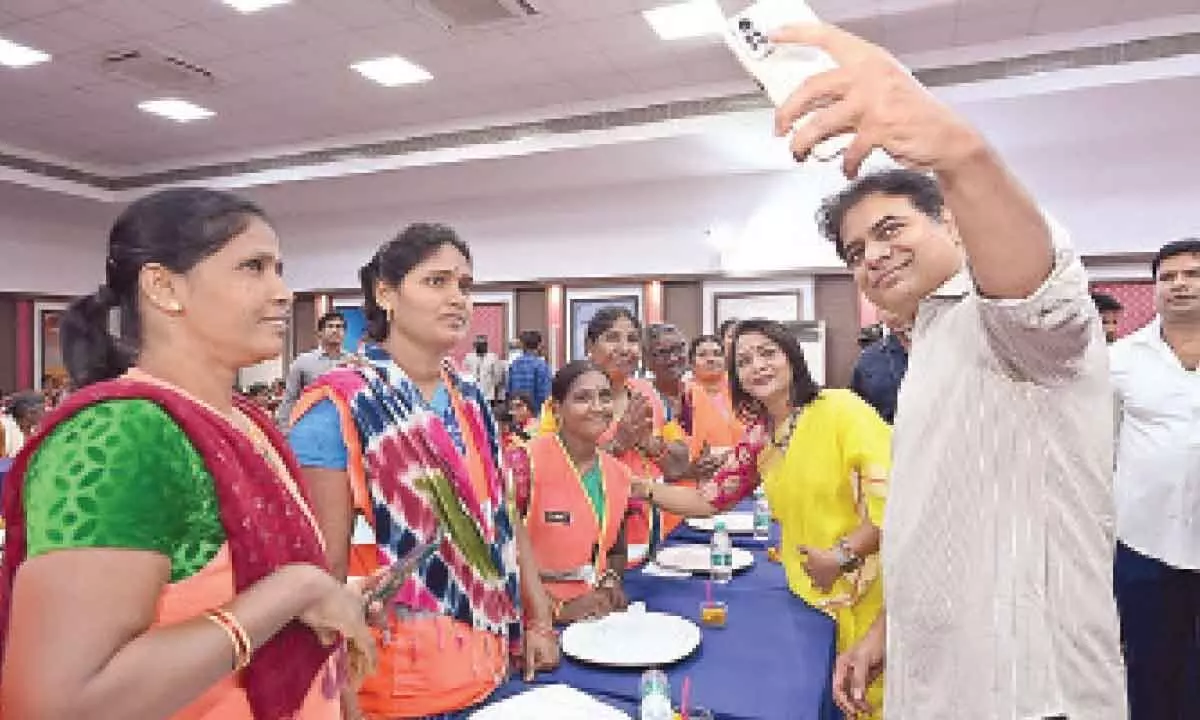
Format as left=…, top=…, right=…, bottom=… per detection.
left=0, top=188, right=374, bottom=720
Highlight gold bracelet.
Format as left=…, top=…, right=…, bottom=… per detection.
left=204, top=608, right=252, bottom=671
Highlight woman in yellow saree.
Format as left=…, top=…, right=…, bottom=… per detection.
left=635, top=319, right=890, bottom=719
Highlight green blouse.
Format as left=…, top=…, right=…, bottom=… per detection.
left=23, top=399, right=225, bottom=583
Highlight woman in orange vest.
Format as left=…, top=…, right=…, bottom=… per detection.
left=680, top=334, right=744, bottom=455
left=581, top=307, right=690, bottom=556
left=507, top=361, right=632, bottom=624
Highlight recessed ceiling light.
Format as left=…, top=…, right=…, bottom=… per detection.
left=221, top=0, right=291, bottom=13
left=138, top=98, right=215, bottom=123
left=0, top=37, right=51, bottom=68
left=351, top=56, right=433, bottom=87
left=643, top=0, right=724, bottom=40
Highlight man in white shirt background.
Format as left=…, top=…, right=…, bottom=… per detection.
left=1110, top=238, right=1200, bottom=720
left=462, top=334, right=505, bottom=408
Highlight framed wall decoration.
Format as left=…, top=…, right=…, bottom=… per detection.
left=702, top=279, right=813, bottom=333
left=713, top=291, right=801, bottom=330
left=33, top=301, right=68, bottom=391
left=565, top=287, right=643, bottom=362
left=332, top=297, right=369, bottom=354
left=332, top=292, right=516, bottom=366
left=449, top=291, right=515, bottom=368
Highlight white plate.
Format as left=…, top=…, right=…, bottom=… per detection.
left=686, top=512, right=756, bottom=534
left=561, top=603, right=701, bottom=668
left=471, top=684, right=631, bottom=720
left=653, top=544, right=755, bottom=574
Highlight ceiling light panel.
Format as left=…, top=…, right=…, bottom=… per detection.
left=138, top=98, right=216, bottom=122
left=222, top=0, right=292, bottom=13
left=351, top=56, right=433, bottom=87
left=643, top=0, right=725, bottom=41
left=0, top=37, right=51, bottom=68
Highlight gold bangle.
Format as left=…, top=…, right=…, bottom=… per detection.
left=205, top=608, right=252, bottom=671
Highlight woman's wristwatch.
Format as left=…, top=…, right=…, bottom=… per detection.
left=833, top=538, right=862, bottom=572
left=596, top=569, right=621, bottom=590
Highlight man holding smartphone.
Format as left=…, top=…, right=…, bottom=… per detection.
left=768, top=22, right=1126, bottom=720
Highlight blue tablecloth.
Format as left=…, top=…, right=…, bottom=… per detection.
left=488, top=506, right=839, bottom=720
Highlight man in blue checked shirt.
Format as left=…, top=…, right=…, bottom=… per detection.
left=505, top=329, right=552, bottom=413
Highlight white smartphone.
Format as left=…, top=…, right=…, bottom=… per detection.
left=364, top=530, right=443, bottom=606
left=721, top=0, right=850, bottom=160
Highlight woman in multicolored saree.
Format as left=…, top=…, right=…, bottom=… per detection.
left=637, top=319, right=891, bottom=718
left=288, top=223, right=558, bottom=720
left=0, top=188, right=375, bottom=719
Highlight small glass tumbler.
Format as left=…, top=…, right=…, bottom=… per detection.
left=699, top=600, right=728, bottom=628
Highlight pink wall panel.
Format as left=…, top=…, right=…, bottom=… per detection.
left=1090, top=281, right=1156, bottom=339
left=450, top=303, right=507, bottom=368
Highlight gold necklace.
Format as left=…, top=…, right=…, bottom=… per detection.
left=770, top=409, right=800, bottom=451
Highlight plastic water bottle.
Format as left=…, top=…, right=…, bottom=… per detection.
left=710, top=520, right=733, bottom=584
left=639, top=669, right=672, bottom=720
left=753, top=487, right=771, bottom=542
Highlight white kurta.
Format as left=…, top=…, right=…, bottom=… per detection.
left=883, top=246, right=1127, bottom=719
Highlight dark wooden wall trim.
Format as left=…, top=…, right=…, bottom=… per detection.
left=662, top=281, right=702, bottom=342
left=0, top=296, right=17, bottom=394
left=813, top=276, right=861, bottom=389
left=515, top=289, right=548, bottom=343
left=291, top=295, right=316, bottom=360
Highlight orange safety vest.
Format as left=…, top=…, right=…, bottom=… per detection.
left=522, top=435, right=632, bottom=602
left=596, top=377, right=693, bottom=551
left=686, top=380, right=744, bottom=454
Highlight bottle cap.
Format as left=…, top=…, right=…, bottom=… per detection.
left=714, top=520, right=726, bottom=531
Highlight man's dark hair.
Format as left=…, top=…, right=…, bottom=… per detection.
left=817, top=169, right=945, bottom=262
left=1090, top=292, right=1123, bottom=313
left=519, top=329, right=543, bottom=351
left=8, top=391, right=43, bottom=422
left=317, top=311, right=345, bottom=332
left=1150, top=238, right=1200, bottom=278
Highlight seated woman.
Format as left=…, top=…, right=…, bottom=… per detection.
left=0, top=188, right=374, bottom=719
left=638, top=319, right=890, bottom=719
left=504, top=392, right=538, bottom=446
left=680, top=334, right=744, bottom=455
left=289, top=223, right=558, bottom=720
left=507, top=361, right=632, bottom=625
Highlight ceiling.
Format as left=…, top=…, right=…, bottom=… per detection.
left=0, top=0, right=1196, bottom=175
left=0, top=0, right=1198, bottom=263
